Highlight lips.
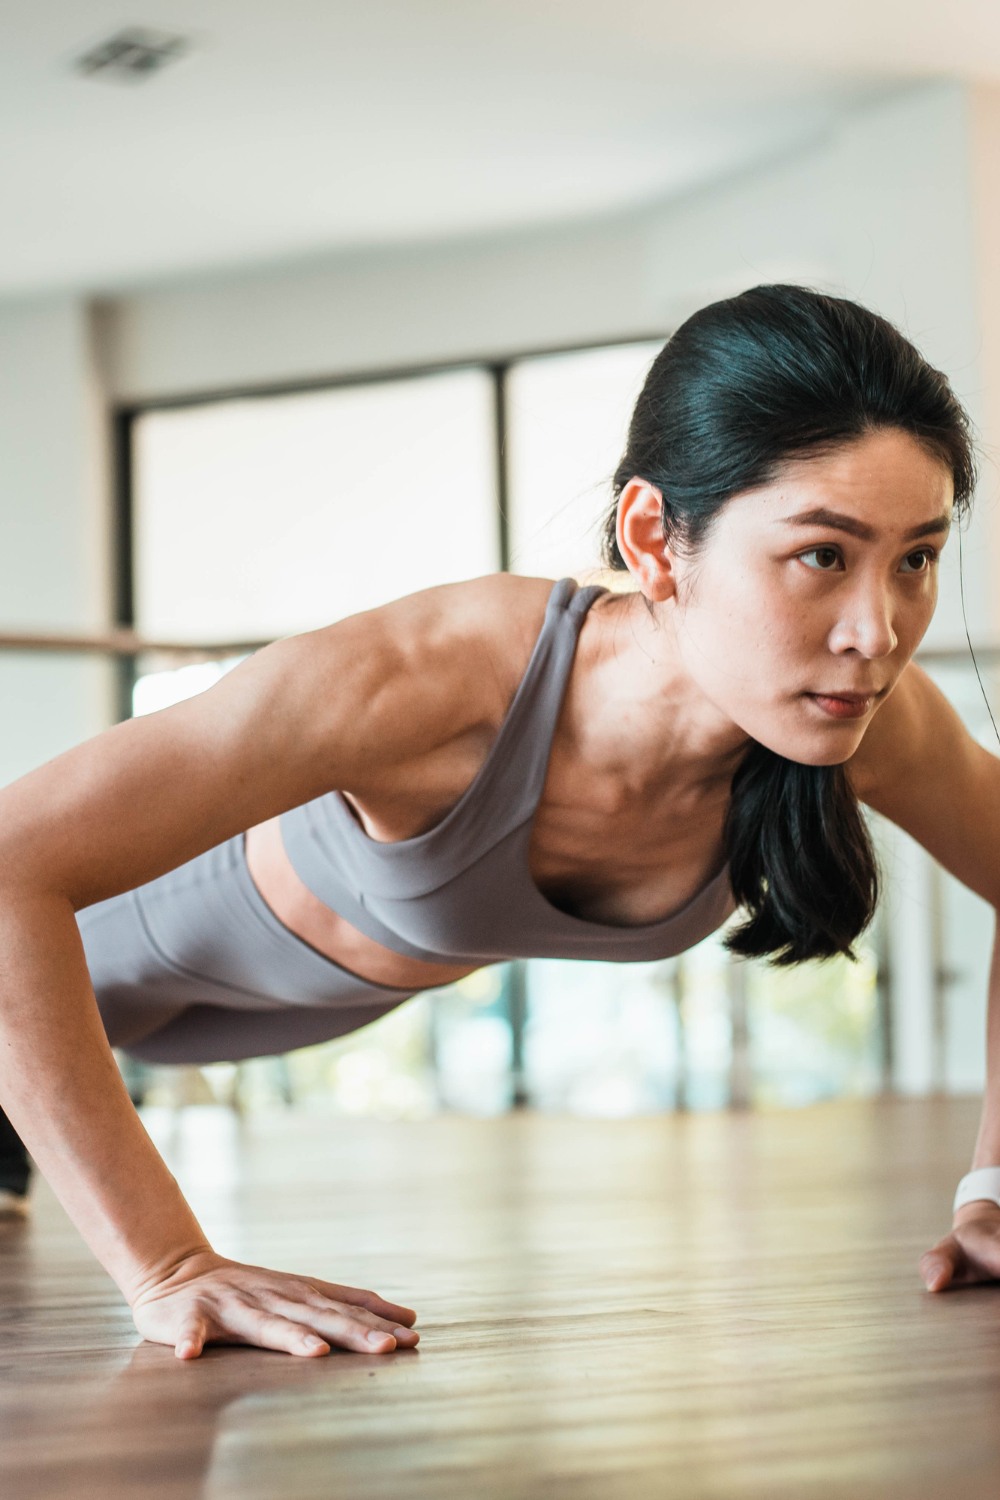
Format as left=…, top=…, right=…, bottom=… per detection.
left=809, top=687, right=881, bottom=717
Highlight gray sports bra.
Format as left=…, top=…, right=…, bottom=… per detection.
left=279, top=576, right=737, bottom=965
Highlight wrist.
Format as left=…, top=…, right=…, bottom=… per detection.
left=953, top=1165, right=1000, bottom=1221
left=120, top=1237, right=217, bottom=1308
left=954, top=1199, right=1000, bottom=1226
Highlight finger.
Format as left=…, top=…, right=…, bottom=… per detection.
left=920, top=1244, right=958, bottom=1291
left=277, top=1296, right=419, bottom=1347
left=232, top=1304, right=401, bottom=1357
left=275, top=1299, right=413, bottom=1353
left=227, top=1308, right=338, bottom=1357
left=175, top=1317, right=209, bottom=1359
left=269, top=1314, right=401, bottom=1362
left=303, top=1279, right=418, bottom=1327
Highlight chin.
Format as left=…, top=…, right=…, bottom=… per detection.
left=764, top=744, right=858, bottom=768
left=808, top=745, right=863, bottom=767
left=753, top=718, right=868, bottom=768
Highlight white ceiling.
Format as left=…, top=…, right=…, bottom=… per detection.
left=0, top=0, right=994, bottom=298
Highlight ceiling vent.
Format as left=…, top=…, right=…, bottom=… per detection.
left=74, top=27, right=190, bottom=82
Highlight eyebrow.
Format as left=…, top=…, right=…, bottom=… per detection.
left=779, top=506, right=952, bottom=542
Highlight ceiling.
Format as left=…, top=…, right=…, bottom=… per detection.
left=0, top=0, right=993, bottom=298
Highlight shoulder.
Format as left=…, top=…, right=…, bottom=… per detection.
left=845, top=660, right=972, bottom=803
left=845, top=658, right=1000, bottom=908
left=319, top=572, right=557, bottom=706
left=281, top=573, right=560, bottom=789
left=367, top=572, right=557, bottom=675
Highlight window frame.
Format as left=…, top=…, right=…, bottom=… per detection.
left=112, top=328, right=674, bottom=640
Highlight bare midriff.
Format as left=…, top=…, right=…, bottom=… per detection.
left=243, top=817, right=480, bottom=991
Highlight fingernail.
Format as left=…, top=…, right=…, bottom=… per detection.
left=304, top=1335, right=327, bottom=1350
left=368, top=1330, right=393, bottom=1346
left=393, top=1326, right=417, bottom=1341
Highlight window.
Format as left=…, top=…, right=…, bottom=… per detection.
left=505, top=340, right=662, bottom=580
left=133, top=367, right=498, bottom=640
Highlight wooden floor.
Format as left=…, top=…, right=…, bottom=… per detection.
left=1, top=1095, right=999, bottom=1500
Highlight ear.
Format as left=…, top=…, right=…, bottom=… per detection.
left=615, top=477, right=677, bottom=602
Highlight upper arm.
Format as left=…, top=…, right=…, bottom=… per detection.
left=846, top=660, right=1000, bottom=910
left=0, top=585, right=497, bottom=911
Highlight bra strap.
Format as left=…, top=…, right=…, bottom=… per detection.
left=469, top=576, right=605, bottom=836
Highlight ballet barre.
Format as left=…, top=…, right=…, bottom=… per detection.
left=0, top=629, right=270, bottom=660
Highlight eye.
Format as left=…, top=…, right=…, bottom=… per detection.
left=900, top=548, right=939, bottom=573
left=798, top=546, right=843, bottom=572
left=797, top=546, right=941, bottom=573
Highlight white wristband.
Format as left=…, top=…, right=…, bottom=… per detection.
left=953, top=1167, right=1000, bottom=1213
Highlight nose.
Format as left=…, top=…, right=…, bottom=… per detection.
left=827, top=583, right=898, bottom=660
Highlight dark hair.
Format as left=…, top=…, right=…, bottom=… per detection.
left=603, top=283, right=978, bottom=968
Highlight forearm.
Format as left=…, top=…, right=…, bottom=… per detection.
left=969, top=908, right=1000, bottom=1170
left=0, top=888, right=210, bottom=1301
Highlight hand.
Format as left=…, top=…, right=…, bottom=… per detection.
left=920, top=1200, right=1000, bottom=1291
left=129, top=1248, right=420, bottom=1358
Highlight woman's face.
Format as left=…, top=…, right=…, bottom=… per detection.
left=661, top=428, right=956, bottom=767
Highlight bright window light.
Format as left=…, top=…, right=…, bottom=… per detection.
left=505, top=340, right=663, bottom=580
left=133, top=367, right=498, bottom=641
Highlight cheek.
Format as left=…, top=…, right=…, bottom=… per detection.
left=690, top=557, right=775, bottom=627
left=728, top=585, right=813, bottom=661
left=921, top=576, right=940, bottom=620
left=894, top=579, right=938, bottom=644
left=683, top=557, right=817, bottom=674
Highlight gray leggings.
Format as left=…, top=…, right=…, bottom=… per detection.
left=75, top=835, right=418, bottom=1065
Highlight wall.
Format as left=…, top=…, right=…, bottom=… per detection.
left=0, top=298, right=114, bottom=790
left=970, top=83, right=1000, bottom=641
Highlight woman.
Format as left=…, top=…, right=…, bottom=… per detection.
left=1, top=283, right=998, bottom=1362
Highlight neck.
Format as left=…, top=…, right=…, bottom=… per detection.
left=570, top=587, right=753, bottom=803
